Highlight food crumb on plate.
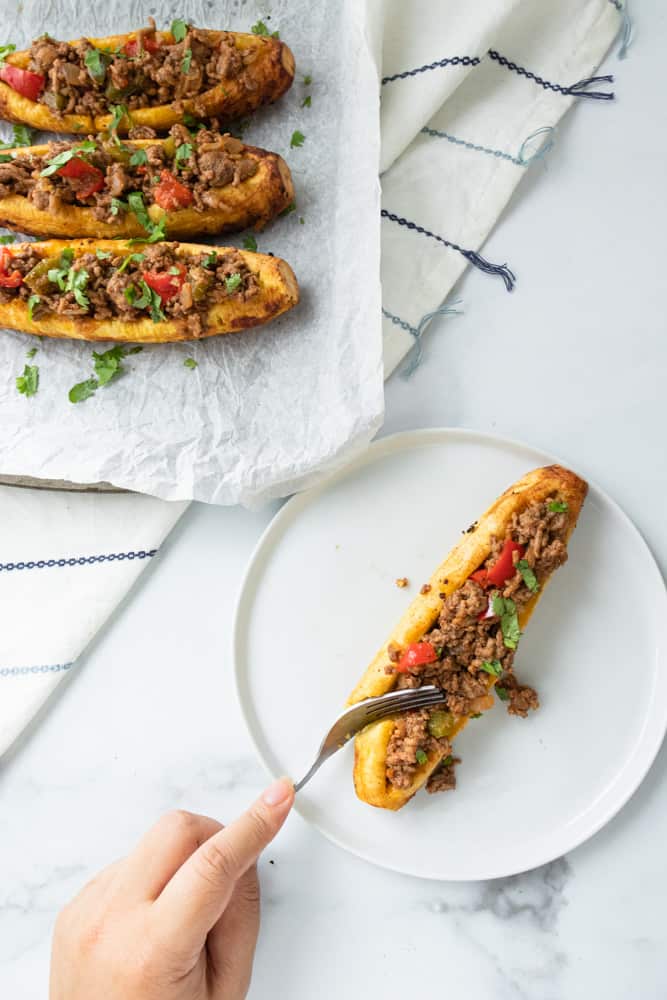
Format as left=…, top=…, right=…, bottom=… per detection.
left=395, top=577, right=408, bottom=588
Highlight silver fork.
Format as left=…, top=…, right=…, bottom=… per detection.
left=294, top=685, right=446, bottom=792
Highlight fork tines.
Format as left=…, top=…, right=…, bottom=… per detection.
left=366, top=688, right=446, bottom=723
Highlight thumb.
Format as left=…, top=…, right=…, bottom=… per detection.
left=152, top=777, right=294, bottom=955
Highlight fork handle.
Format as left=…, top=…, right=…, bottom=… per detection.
left=294, top=759, right=324, bottom=793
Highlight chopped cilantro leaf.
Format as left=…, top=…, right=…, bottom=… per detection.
left=242, top=234, right=257, bottom=252
left=517, top=559, right=539, bottom=594
left=133, top=279, right=166, bottom=322
left=183, top=112, right=204, bottom=132
left=16, top=363, right=38, bottom=397
left=184, top=357, right=197, bottom=369
left=202, top=251, right=218, bottom=269
left=492, top=594, right=521, bottom=650
left=303, top=73, right=312, bottom=85
left=0, top=154, right=12, bottom=163
left=0, top=124, right=33, bottom=150
left=108, top=104, right=130, bottom=134
left=290, top=130, right=305, bottom=148
left=129, top=147, right=148, bottom=167
left=0, top=234, right=15, bottom=244
left=170, top=18, right=188, bottom=42
left=174, top=142, right=193, bottom=169
left=479, top=660, right=503, bottom=677
left=26, top=346, right=38, bottom=359
left=182, top=48, right=193, bottom=74
left=117, top=251, right=145, bottom=275
left=251, top=20, right=270, bottom=35
left=496, top=687, right=509, bottom=701
left=40, top=141, right=97, bottom=177
left=110, top=197, right=127, bottom=217
left=69, top=378, right=99, bottom=404
left=470, top=712, right=482, bottom=719
left=27, top=295, right=40, bottom=321
left=93, top=345, right=132, bottom=386
left=299, top=216, right=305, bottom=224
left=415, top=749, right=428, bottom=766
left=302, top=95, right=311, bottom=107
left=65, top=267, right=90, bottom=309
left=96, top=249, right=112, bottom=260
left=442, top=755, right=454, bottom=767
left=225, top=272, right=242, bottom=293
left=548, top=500, right=569, bottom=513
left=0, top=43, right=16, bottom=64
left=278, top=201, right=296, bottom=217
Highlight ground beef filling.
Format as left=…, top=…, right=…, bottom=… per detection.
left=0, top=126, right=258, bottom=223
left=384, top=500, right=569, bottom=792
left=0, top=244, right=258, bottom=337
left=27, top=24, right=253, bottom=116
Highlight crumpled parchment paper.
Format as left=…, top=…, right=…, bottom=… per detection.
left=0, top=0, right=384, bottom=505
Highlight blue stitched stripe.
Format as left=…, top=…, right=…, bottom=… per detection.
left=421, top=126, right=526, bottom=166
left=488, top=50, right=614, bottom=100
left=381, top=307, right=419, bottom=338
left=382, top=55, right=480, bottom=85
left=1, top=662, right=73, bottom=678
left=0, top=549, right=158, bottom=573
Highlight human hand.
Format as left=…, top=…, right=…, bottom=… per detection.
left=49, top=777, right=294, bottom=1000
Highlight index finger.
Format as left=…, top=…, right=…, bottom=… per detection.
left=152, top=777, right=293, bottom=955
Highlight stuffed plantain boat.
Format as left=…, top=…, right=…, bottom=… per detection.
left=0, top=238, right=299, bottom=342
left=0, top=21, right=294, bottom=134
left=0, top=127, right=294, bottom=239
left=347, top=465, right=588, bottom=811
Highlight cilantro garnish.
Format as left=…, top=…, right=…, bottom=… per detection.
left=225, top=272, right=242, bottom=293
left=65, top=266, right=90, bottom=309
left=0, top=43, right=16, bottom=64
left=184, top=357, right=197, bottom=369
left=496, top=687, right=509, bottom=702
left=129, top=147, right=148, bottom=167
left=96, top=249, right=112, bottom=260
left=470, top=712, right=483, bottom=719
left=27, top=295, right=40, bottom=321
left=492, top=594, right=521, bottom=650
left=174, top=142, right=193, bottom=169
left=0, top=234, right=15, bottom=244
left=442, top=755, right=454, bottom=767
left=0, top=124, right=33, bottom=150
left=69, top=378, right=99, bottom=404
left=303, top=73, right=312, bottom=85
left=84, top=47, right=108, bottom=82
left=69, top=345, right=143, bottom=403
left=171, top=19, right=188, bottom=42
left=290, top=130, right=305, bottom=148
left=122, top=191, right=166, bottom=242
left=302, top=95, right=311, bottom=108
left=0, top=154, right=11, bottom=163
left=133, top=279, right=166, bottom=322
left=415, top=749, right=428, bottom=766
left=40, top=141, right=97, bottom=177
left=26, top=346, right=38, bottom=359
left=479, top=660, right=503, bottom=677
left=251, top=20, right=279, bottom=38
left=242, top=234, right=257, bottom=252
left=278, top=201, right=296, bottom=217
left=108, top=104, right=130, bottom=134
left=548, top=500, right=569, bottom=513
left=16, top=363, right=38, bottom=397
left=183, top=112, right=204, bottom=132
left=117, top=251, right=145, bottom=275
left=110, top=197, right=126, bottom=217
left=47, top=249, right=74, bottom=291
left=182, top=48, right=193, bottom=74
left=517, top=559, right=539, bottom=594
left=202, top=251, right=218, bottom=269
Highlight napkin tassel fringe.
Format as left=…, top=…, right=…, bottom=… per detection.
left=616, top=4, right=633, bottom=59
left=381, top=209, right=516, bottom=292
left=567, top=75, right=615, bottom=100
left=382, top=300, right=463, bottom=378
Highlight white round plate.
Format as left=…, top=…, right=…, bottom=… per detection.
left=234, top=429, right=667, bottom=880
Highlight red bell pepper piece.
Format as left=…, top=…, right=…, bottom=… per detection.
left=142, top=264, right=186, bottom=302
left=0, top=247, right=23, bottom=287
left=153, top=169, right=194, bottom=211
left=57, top=157, right=105, bottom=199
left=396, top=641, right=438, bottom=673
left=124, top=35, right=161, bottom=57
left=486, top=539, right=525, bottom=588
left=0, top=63, right=46, bottom=102
left=470, top=569, right=489, bottom=586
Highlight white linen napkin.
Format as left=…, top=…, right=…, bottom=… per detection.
left=0, top=0, right=629, bottom=755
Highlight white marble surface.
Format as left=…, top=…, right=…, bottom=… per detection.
left=2, top=9, right=667, bottom=999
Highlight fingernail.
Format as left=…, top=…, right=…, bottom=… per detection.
left=262, top=777, right=293, bottom=807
